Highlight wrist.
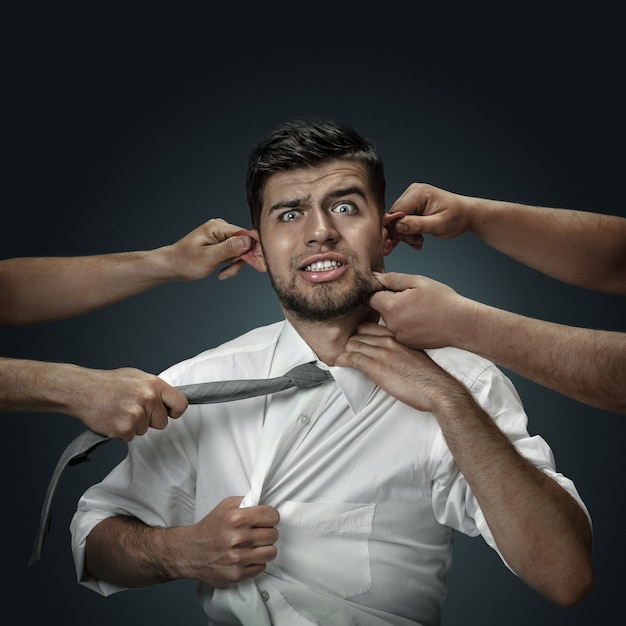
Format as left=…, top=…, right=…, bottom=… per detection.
left=425, top=374, right=476, bottom=415
left=153, top=525, right=194, bottom=582
left=145, top=245, right=184, bottom=282
left=444, top=295, right=483, bottom=351
left=7, top=360, right=85, bottom=414
left=465, top=196, right=499, bottom=238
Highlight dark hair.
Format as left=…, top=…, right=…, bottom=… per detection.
left=246, top=119, right=386, bottom=230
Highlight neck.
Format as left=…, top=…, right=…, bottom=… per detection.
left=284, top=305, right=379, bottom=366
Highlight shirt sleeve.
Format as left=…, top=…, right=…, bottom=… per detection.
left=428, top=355, right=591, bottom=570
left=69, top=392, right=200, bottom=595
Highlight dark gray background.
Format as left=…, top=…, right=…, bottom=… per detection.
left=2, top=2, right=624, bottom=624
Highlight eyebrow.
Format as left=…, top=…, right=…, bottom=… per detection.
left=267, top=186, right=368, bottom=214
left=327, top=186, right=368, bottom=202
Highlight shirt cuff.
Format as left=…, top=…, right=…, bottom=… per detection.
left=69, top=505, right=129, bottom=596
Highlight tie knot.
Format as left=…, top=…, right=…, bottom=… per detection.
left=285, top=363, right=333, bottom=389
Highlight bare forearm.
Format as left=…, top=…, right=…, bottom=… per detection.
left=470, top=200, right=626, bottom=294
left=0, top=358, right=88, bottom=413
left=337, top=322, right=593, bottom=605
left=457, top=302, right=626, bottom=413
left=0, top=357, right=187, bottom=438
left=0, top=219, right=254, bottom=327
left=85, top=516, right=187, bottom=588
left=431, top=390, right=593, bottom=606
left=0, top=250, right=176, bottom=326
left=84, top=500, right=279, bottom=589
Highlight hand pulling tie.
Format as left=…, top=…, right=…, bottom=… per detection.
left=29, top=362, right=332, bottom=565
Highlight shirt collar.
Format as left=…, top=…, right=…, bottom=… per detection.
left=273, top=320, right=377, bottom=415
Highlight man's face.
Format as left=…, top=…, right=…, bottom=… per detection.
left=256, top=160, right=389, bottom=322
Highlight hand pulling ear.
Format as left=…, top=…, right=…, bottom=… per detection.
left=382, top=212, right=405, bottom=256
left=234, top=229, right=267, bottom=272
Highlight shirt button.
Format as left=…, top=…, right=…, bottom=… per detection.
left=298, top=414, right=310, bottom=426
left=260, top=590, right=270, bottom=602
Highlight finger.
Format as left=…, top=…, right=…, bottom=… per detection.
left=249, top=526, right=279, bottom=548
left=243, top=544, right=278, bottom=567
left=233, top=230, right=262, bottom=268
left=202, top=218, right=244, bottom=243
left=400, top=233, right=424, bottom=250
left=214, top=233, right=254, bottom=263
left=248, top=505, right=280, bottom=528
left=219, top=496, right=246, bottom=510
left=117, top=428, right=136, bottom=443
left=393, top=215, right=428, bottom=236
left=381, top=211, right=406, bottom=253
left=217, top=259, right=245, bottom=281
left=354, top=322, right=393, bottom=338
left=336, top=346, right=379, bottom=372
left=134, top=414, right=151, bottom=437
left=388, top=185, right=424, bottom=216
left=147, top=411, right=169, bottom=431
left=345, top=333, right=396, bottom=351
left=372, top=271, right=417, bottom=292
left=161, top=384, right=189, bottom=419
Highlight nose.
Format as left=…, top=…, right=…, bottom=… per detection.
left=305, top=208, right=338, bottom=246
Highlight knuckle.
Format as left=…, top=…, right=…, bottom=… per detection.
left=381, top=337, right=396, bottom=349
left=343, top=351, right=364, bottom=368
left=227, top=530, right=247, bottom=549
left=129, top=405, right=147, bottom=421
left=226, top=548, right=247, bottom=567
left=226, top=508, right=246, bottom=528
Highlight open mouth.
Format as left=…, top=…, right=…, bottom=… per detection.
left=303, top=259, right=343, bottom=272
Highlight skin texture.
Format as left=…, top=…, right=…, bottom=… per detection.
left=85, top=161, right=593, bottom=608
left=0, top=218, right=254, bottom=327
left=389, top=182, right=626, bottom=294
left=369, top=272, right=626, bottom=414
left=369, top=182, right=626, bottom=413
left=335, top=323, right=593, bottom=606
left=0, top=218, right=253, bottom=439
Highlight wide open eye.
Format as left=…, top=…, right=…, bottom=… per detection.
left=279, top=209, right=301, bottom=222
left=332, top=202, right=357, bottom=215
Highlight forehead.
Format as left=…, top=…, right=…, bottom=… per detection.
left=261, top=160, right=373, bottom=209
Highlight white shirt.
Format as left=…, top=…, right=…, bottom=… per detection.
left=71, top=320, right=589, bottom=626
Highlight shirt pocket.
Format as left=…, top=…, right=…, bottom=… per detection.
left=272, top=500, right=375, bottom=599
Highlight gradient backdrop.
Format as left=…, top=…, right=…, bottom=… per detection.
left=3, top=3, right=625, bottom=624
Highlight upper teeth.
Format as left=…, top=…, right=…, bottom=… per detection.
left=304, top=260, right=341, bottom=272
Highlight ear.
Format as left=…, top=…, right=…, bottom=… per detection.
left=235, top=229, right=266, bottom=272
left=382, top=212, right=404, bottom=256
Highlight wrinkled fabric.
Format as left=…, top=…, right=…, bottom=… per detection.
left=71, top=321, right=589, bottom=626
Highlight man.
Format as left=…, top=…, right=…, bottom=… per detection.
left=369, top=183, right=626, bottom=413
left=0, top=218, right=253, bottom=439
left=70, top=120, right=592, bottom=626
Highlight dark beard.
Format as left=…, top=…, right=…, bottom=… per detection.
left=267, top=267, right=382, bottom=322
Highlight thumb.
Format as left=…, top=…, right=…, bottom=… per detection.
left=373, top=271, right=417, bottom=292
left=208, top=233, right=254, bottom=269
left=222, top=231, right=254, bottom=258
left=395, top=214, right=426, bottom=236
left=396, top=213, right=450, bottom=237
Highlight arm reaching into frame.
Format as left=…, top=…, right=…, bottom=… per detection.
left=370, top=272, right=626, bottom=414
left=389, top=183, right=626, bottom=294
left=0, top=217, right=256, bottom=436
left=0, top=358, right=189, bottom=440
left=336, top=323, right=593, bottom=607
left=0, top=218, right=254, bottom=327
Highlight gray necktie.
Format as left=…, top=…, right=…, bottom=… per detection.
left=29, top=362, right=332, bottom=565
